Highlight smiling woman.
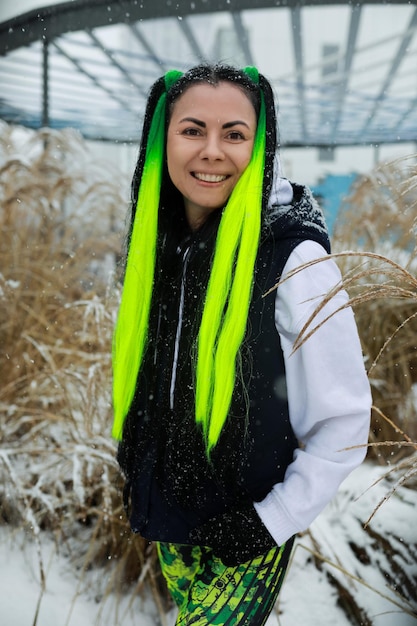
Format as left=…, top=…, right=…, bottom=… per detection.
left=166, top=82, right=257, bottom=230
left=111, top=63, right=371, bottom=626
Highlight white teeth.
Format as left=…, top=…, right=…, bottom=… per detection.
left=194, top=173, right=227, bottom=183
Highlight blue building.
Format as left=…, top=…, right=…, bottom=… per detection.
left=311, top=173, right=357, bottom=236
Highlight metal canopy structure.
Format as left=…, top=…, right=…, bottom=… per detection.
left=1, top=0, right=417, bottom=147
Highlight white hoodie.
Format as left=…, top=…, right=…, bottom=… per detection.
left=254, top=186, right=372, bottom=545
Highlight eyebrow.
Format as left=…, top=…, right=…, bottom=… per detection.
left=179, top=117, right=250, bottom=129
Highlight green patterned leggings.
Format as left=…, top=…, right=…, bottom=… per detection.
left=157, top=538, right=294, bottom=626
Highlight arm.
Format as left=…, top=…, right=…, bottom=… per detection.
left=254, top=240, right=372, bottom=545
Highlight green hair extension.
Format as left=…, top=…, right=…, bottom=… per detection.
left=112, top=66, right=267, bottom=456
left=112, top=70, right=182, bottom=440
left=195, top=67, right=267, bottom=455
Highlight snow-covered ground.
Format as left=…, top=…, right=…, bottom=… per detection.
left=1, top=461, right=416, bottom=626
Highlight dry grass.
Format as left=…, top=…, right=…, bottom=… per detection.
left=334, top=157, right=417, bottom=458
left=0, top=122, right=416, bottom=623
left=270, top=248, right=417, bottom=461
left=0, top=123, right=167, bottom=611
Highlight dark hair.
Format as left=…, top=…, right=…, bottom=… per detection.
left=166, top=64, right=261, bottom=119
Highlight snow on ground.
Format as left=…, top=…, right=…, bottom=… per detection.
left=1, top=461, right=416, bottom=626
left=0, top=528, right=158, bottom=626
left=277, top=461, right=417, bottom=626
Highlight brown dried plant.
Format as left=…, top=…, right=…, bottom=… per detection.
left=334, top=156, right=417, bottom=454
left=0, top=123, right=166, bottom=612
left=270, top=157, right=417, bottom=488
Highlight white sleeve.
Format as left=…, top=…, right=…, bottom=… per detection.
left=254, top=240, right=372, bottom=545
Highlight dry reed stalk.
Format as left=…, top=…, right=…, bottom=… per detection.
left=334, top=157, right=417, bottom=459
left=333, top=155, right=417, bottom=254
left=273, top=251, right=417, bottom=445
left=266, top=156, right=417, bottom=462
left=0, top=123, right=164, bottom=605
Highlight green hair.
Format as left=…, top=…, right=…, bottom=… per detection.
left=112, top=66, right=267, bottom=455
left=112, top=70, right=182, bottom=440
left=195, top=68, right=266, bottom=454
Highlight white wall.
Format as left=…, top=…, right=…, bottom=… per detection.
left=282, top=143, right=417, bottom=186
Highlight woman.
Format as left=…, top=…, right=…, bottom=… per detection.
left=112, top=64, right=371, bottom=625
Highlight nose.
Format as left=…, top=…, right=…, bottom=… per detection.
left=199, top=133, right=225, bottom=160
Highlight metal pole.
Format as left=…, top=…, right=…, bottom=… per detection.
left=373, top=143, right=380, bottom=166
left=42, top=39, right=49, bottom=128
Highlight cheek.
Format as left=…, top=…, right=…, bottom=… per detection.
left=240, top=137, right=255, bottom=167
left=238, top=147, right=254, bottom=174
left=166, top=138, right=180, bottom=185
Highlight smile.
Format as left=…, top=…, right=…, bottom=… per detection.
left=193, top=172, right=228, bottom=183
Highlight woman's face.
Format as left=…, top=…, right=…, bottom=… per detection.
left=166, top=82, right=257, bottom=230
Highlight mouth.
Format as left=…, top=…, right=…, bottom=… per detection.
left=192, top=172, right=228, bottom=183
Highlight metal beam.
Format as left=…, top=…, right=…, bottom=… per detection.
left=52, top=40, right=138, bottom=114
left=1, top=0, right=416, bottom=148
left=358, top=6, right=417, bottom=137
left=1, top=0, right=413, bottom=55
left=330, top=4, right=362, bottom=143
left=86, top=28, right=149, bottom=97
left=393, top=93, right=417, bottom=137
left=128, top=23, right=168, bottom=73
left=42, top=39, right=49, bottom=128
left=178, top=17, right=207, bottom=63
left=291, top=5, right=307, bottom=142
left=231, top=11, right=254, bottom=66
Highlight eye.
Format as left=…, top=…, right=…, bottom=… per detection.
left=182, top=127, right=202, bottom=137
left=226, top=130, right=245, bottom=141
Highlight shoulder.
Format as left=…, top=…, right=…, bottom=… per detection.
left=259, top=181, right=330, bottom=281
left=284, top=239, right=329, bottom=267
left=275, top=240, right=347, bottom=336
left=282, top=240, right=342, bottom=294
left=265, top=181, right=329, bottom=248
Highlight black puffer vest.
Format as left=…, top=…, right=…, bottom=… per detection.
left=118, top=183, right=330, bottom=564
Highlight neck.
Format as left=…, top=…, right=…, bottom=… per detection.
left=185, top=204, right=220, bottom=232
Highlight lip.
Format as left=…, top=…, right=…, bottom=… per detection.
left=192, top=172, right=229, bottom=183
